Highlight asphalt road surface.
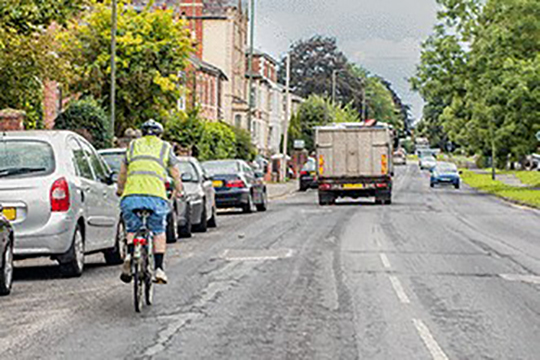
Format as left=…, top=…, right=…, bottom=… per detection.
left=1, top=164, right=540, bottom=359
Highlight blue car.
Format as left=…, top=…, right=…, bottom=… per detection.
left=430, top=162, right=461, bottom=189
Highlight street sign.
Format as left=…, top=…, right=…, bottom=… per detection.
left=294, top=139, right=305, bottom=149
left=536, top=131, right=540, bottom=142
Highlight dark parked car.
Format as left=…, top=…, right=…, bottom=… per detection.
left=98, top=148, right=191, bottom=243
left=177, top=157, right=217, bottom=233
left=0, top=208, right=14, bottom=295
left=299, top=158, right=318, bottom=191
left=203, top=160, right=268, bottom=213
left=430, top=162, right=461, bottom=189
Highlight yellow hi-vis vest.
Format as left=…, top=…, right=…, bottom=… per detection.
left=122, top=136, right=171, bottom=200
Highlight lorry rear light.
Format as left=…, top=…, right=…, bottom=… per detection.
left=319, top=183, right=331, bottom=190
left=50, top=177, right=70, bottom=212
left=226, top=179, right=246, bottom=188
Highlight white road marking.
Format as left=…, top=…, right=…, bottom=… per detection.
left=388, top=275, right=410, bottom=304
left=500, top=274, right=540, bottom=284
left=221, top=248, right=294, bottom=261
left=380, top=253, right=391, bottom=269
left=413, top=319, right=450, bottom=360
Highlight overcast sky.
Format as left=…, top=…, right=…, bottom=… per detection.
left=253, top=0, right=439, bottom=120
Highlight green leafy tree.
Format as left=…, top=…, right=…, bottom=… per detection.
left=231, top=126, right=257, bottom=161
left=197, top=122, right=237, bottom=161
left=0, top=0, right=86, bottom=128
left=58, top=1, right=193, bottom=135
left=164, top=108, right=205, bottom=156
left=55, top=97, right=112, bottom=149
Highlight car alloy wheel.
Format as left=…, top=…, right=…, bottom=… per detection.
left=0, top=241, right=13, bottom=295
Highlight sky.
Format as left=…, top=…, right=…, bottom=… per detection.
left=253, top=0, right=440, bottom=121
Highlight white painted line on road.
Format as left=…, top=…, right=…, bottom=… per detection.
left=388, top=275, right=410, bottom=304
left=500, top=274, right=540, bottom=285
left=413, top=319, right=449, bottom=360
left=380, top=253, right=391, bottom=269
left=221, top=248, right=294, bottom=261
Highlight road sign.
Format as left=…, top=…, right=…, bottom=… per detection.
left=294, top=139, right=305, bottom=149
left=536, top=131, right=540, bottom=142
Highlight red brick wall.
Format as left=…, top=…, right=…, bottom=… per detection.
left=43, top=80, right=59, bottom=129
left=0, top=110, right=25, bottom=131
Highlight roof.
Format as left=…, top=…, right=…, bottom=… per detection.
left=0, top=130, right=76, bottom=141
left=246, top=48, right=279, bottom=66
left=97, top=148, right=126, bottom=155
left=189, top=56, right=228, bottom=80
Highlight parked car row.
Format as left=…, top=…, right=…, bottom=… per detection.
left=0, top=130, right=269, bottom=296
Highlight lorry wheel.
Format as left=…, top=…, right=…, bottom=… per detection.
left=318, top=192, right=334, bottom=206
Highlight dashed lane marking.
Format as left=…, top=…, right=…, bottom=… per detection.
left=380, top=253, right=391, bottom=269
left=413, top=319, right=450, bottom=360
left=388, top=275, right=410, bottom=304
left=221, top=248, right=294, bottom=261
left=500, top=274, right=540, bottom=285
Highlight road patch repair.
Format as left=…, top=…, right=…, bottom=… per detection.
left=220, top=248, right=294, bottom=261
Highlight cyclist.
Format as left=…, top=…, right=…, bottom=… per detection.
left=116, top=119, right=183, bottom=284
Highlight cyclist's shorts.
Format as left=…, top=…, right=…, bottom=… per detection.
left=120, top=195, right=170, bottom=234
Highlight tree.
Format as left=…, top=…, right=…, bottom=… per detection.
left=55, top=97, right=112, bottom=149
left=58, top=1, right=193, bottom=135
left=0, top=0, right=86, bottom=128
left=197, top=122, right=237, bottom=161
left=278, top=36, right=365, bottom=112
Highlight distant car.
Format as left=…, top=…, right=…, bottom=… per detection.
left=430, top=162, right=461, bottom=189
left=299, top=158, right=317, bottom=191
left=203, top=160, right=268, bottom=213
left=0, top=131, right=124, bottom=277
left=98, top=148, right=191, bottom=243
left=393, top=151, right=407, bottom=166
left=176, top=157, right=217, bottom=233
left=420, top=156, right=437, bottom=170
left=0, top=209, right=14, bottom=296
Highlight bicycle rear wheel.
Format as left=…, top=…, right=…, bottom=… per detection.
left=133, top=260, right=143, bottom=313
left=144, top=252, right=154, bottom=306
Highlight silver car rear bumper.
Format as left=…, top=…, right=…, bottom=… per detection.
left=13, top=213, right=77, bottom=257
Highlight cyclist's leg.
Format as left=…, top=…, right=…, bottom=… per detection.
left=147, top=197, right=170, bottom=284
left=120, top=197, right=144, bottom=282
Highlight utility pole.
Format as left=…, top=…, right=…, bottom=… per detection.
left=332, top=70, right=337, bottom=105
left=490, top=124, right=496, bottom=180
left=281, top=53, right=291, bottom=182
left=361, top=77, right=367, bottom=122
left=111, top=0, right=117, bottom=142
left=247, top=0, right=255, bottom=134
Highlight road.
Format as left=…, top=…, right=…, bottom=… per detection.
left=1, top=164, right=540, bottom=359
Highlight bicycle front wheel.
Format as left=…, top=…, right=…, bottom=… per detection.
left=133, top=260, right=143, bottom=313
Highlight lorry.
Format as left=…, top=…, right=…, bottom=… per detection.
left=315, top=122, right=394, bottom=205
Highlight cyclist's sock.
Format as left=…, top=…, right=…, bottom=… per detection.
left=154, top=253, right=164, bottom=270
left=127, top=244, right=134, bottom=256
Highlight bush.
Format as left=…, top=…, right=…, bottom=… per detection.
left=231, top=126, right=256, bottom=161
left=55, top=97, right=111, bottom=149
left=197, top=122, right=237, bottom=161
left=164, top=109, right=205, bottom=156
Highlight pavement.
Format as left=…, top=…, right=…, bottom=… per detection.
left=266, top=180, right=298, bottom=199
left=1, top=164, right=540, bottom=359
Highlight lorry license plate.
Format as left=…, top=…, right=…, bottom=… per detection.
left=343, top=184, right=363, bottom=189
left=2, top=207, right=16, bottom=221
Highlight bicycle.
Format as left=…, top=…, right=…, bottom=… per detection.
left=131, top=209, right=155, bottom=313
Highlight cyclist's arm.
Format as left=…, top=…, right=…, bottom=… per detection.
left=116, top=162, right=128, bottom=197
left=167, top=147, right=183, bottom=196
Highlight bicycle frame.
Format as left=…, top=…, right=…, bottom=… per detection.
left=132, top=211, right=155, bottom=313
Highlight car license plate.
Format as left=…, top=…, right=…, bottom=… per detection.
left=212, top=180, right=224, bottom=188
left=2, top=207, right=16, bottom=221
left=309, top=172, right=316, bottom=176
left=343, top=183, right=363, bottom=189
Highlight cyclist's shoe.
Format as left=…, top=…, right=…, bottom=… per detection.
left=154, top=268, right=168, bottom=284
left=120, top=255, right=132, bottom=284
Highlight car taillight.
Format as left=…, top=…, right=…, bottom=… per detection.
left=376, top=183, right=387, bottom=188
left=51, top=177, right=70, bottom=212
left=319, top=183, right=331, bottom=190
left=300, top=170, right=308, bottom=176
left=226, top=179, right=246, bottom=188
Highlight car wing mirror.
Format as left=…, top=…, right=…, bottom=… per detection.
left=254, top=171, right=264, bottom=179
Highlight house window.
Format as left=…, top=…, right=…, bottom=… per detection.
left=235, top=114, right=242, bottom=128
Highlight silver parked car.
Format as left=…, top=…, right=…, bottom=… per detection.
left=177, top=157, right=217, bottom=233
left=0, top=131, right=125, bottom=277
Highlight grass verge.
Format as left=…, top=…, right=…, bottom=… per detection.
left=460, top=169, right=540, bottom=208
